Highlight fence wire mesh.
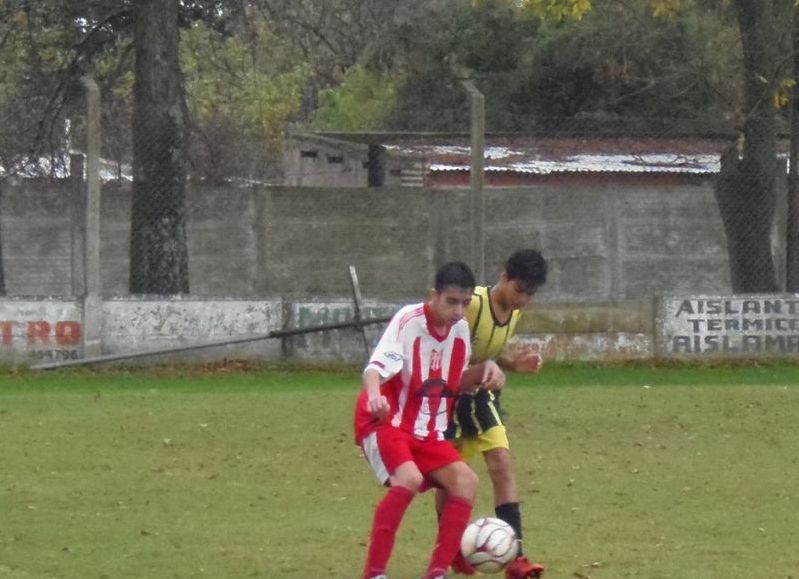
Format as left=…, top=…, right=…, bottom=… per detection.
left=0, top=97, right=791, bottom=301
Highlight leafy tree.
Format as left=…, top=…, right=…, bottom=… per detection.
left=181, top=13, right=309, bottom=183
left=516, top=0, right=793, bottom=291
left=520, top=0, right=592, bottom=21
left=385, top=0, right=539, bottom=131
left=0, top=0, right=112, bottom=295
left=383, top=0, right=742, bottom=132
left=312, top=65, right=395, bottom=130
left=0, top=1, right=90, bottom=177
left=519, top=0, right=742, bottom=125
left=251, top=0, right=430, bottom=119
left=0, top=1, right=295, bottom=293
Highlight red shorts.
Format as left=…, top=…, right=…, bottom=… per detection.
left=360, top=425, right=462, bottom=487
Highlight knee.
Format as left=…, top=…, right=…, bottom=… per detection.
left=393, top=470, right=424, bottom=493
left=452, top=466, right=479, bottom=498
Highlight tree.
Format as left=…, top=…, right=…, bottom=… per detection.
left=521, top=0, right=790, bottom=292
left=181, top=11, right=309, bottom=183
left=519, top=0, right=743, bottom=124
left=129, top=0, right=189, bottom=294
left=0, top=0, right=110, bottom=296
left=381, top=0, right=743, bottom=132
left=312, top=64, right=395, bottom=130
left=714, top=0, right=785, bottom=292
left=385, top=0, right=540, bottom=131
left=787, top=1, right=799, bottom=291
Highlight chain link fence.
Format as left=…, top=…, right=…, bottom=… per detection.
left=0, top=77, right=791, bottom=303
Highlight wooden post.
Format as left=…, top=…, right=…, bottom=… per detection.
left=81, top=75, right=103, bottom=357
left=70, top=153, right=85, bottom=296
left=462, top=80, right=485, bottom=283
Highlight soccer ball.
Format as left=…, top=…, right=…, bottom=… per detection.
left=460, top=517, right=519, bottom=574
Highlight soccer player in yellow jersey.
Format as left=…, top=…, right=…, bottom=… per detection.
left=444, top=249, right=548, bottom=579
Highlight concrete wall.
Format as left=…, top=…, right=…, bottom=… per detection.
left=2, top=178, right=732, bottom=302
left=4, top=294, right=799, bottom=366
left=1, top=296, right=654, bottom=366
left=102, top=297, right=283, bottom=360
left=0, top=297, right=81, bottom=364
left=1, top=297, right=283, bottom=365
left=100, top=183, right=263, bottom=297
left=1, top=181, right=75, bottom=296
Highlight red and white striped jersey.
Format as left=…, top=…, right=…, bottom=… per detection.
left=354, top=302, right=471, bottom=443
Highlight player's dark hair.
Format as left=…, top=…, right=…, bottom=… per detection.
left=434, top=261, right=476, bottom=293
left=505, top=249, right=547, bottom=294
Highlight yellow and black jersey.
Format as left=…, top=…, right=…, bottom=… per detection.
left=446, top=286, right=520, bottom=441
left=467, top=285, right=520, bottom=363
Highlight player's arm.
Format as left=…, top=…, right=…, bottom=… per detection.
left=361, top=311, right=404, bottom=420
left=497, top=338, right=543, bottom=374
left=362, top=367, right=390, bottom=420
left=461, top=359, right=505, bottom=393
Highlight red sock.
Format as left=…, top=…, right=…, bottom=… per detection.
left=362, top=486, right=415, bottom=579
left=425, top=495, right=473, bottom=578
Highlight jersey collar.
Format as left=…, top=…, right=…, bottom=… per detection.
left=423, top=303, right=451, bottom=342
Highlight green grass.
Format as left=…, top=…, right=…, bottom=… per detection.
left=0, top=362, right=798, bottom=578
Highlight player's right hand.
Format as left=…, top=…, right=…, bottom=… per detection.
left=480, top=360, right=506, bottom=390
left=367, top=394, right=391, bottom=420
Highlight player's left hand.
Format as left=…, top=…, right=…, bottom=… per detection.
left=480, top=360, right=505, bottom=390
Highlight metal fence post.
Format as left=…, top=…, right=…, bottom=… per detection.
left=81, top=75, right=102, bottom=357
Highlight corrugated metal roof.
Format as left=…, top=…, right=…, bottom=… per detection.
left=292, top=132, right=791, bottom=178
left=384, top=144, right=721, bottom=175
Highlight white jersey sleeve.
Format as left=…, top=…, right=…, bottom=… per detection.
left=364, top=305, right=416, bottom=380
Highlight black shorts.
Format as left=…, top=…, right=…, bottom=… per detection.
left=445, top=389, right=505, bottom=440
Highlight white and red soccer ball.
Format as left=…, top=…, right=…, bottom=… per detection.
left=460, top=517, right=520, bottom=574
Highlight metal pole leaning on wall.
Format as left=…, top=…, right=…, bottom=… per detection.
left=81, top=75, right=103, bottom=358
left=30, top=316, right=392, bottom=371
left=462, top=80, right=485, bottom=284
left=348, top=265, right=370, bottom=363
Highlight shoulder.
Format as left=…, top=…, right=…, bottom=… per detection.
left=452, top=318, right=471, bottom=339
left=454, top=317, right=470, bottom=331
left=467, top=286, right=487, bottom=317
left=473, top=286, right=489, bottom=300
left=390, top=302, right=425, bottom=334
left=393, top=302, right=424, bottom=323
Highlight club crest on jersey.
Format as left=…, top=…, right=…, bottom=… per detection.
left=430, top=349, right=442, bottom=372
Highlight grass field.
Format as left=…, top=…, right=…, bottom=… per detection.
left=0, top=361, right=797, bottom=579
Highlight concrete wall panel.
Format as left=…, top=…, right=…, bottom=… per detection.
left=102, top=297, right=283, bottom=360
left=1, top=179, right=735, bottom=304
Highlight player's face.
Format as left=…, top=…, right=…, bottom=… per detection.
left=503, top=275, right=535, bottom=310
left=430, top=287, right=473, bottom=326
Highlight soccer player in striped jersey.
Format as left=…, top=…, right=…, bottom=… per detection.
left=445, top=249, right=548, bottom=579
left=354, top=261, right=506, bottom=579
